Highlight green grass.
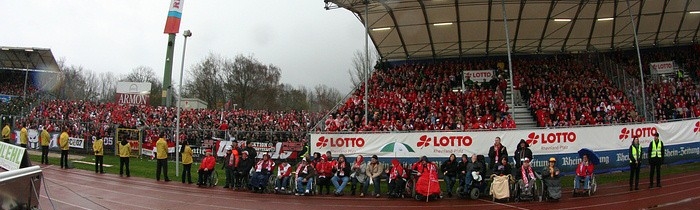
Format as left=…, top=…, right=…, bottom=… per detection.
left=30, top=153, right=700, bottom=194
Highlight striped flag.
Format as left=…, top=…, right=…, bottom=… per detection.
left=164, top=0, right=184, bottom=34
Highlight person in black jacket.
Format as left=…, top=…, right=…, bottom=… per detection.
left=629, top=136, right=642, bottom=191
left=457, top=154, right=469, bottom=193
left=513, top=139, right=533, bottom=179
left=441, top=154, right=458, bottom=197
left=331, top=154, right=352, bottom=196
left=488, top=137, right=508, bottom=170
left=648, top=133, right=664, bottom=188
left=465, top=154, right=485, bottom=189
left=235, top=151, right=254, bottom=190
left=492, top=157, right=512, bottom=176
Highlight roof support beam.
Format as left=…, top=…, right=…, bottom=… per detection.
left=611, top=0, right=618, bottom=49
left=455, top=0, right=462, bottom=57
left=512, top=0, right=527, bottom=52
left=586, top=0, right=603, bottom=51
left=695, top=13, right=700, bottom=42
left=653, top=0, right=670, bottom=45
left=418, top=0, right=436, bottom=59
left=561, top=0, right=587, bottom=52
left=673, top=0, right=691, bottom=44
left=537, top=0, right=557, bottom=52
left=486, top=0, right=493, bottom=54
left=635, top=0, right=645, bottom=35
left=379, top=1, right=409, bottom=58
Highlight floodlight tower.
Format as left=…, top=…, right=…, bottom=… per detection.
left=162, top=0, right=185, bottom=107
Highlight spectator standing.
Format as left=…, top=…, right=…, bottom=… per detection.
left=513, top=139, right=533, bottom=178
left=488, top=137, right=508, bottom=170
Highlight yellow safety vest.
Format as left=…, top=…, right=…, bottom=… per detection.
left=651, top=140, right=662, bottom=158
left=630, top=145, right=640, bottom=163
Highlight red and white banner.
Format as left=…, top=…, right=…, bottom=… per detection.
left=311, top=119, right=700, bottom=159
left=650, top=61, right=675, bottom=74
left=115, top=93, right=150, bottom=105
left=463, top=70, right=494, bottom=82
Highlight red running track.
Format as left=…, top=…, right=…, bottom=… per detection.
left=36, top=165, right=700, bottom=210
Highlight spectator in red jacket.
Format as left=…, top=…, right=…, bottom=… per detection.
left=316, top=154, right=333, bottom=195
left=197, top=149, right=216, bottom=186
left=574, top=154, right=595, bottom=191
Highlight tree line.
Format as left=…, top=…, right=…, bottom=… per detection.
left=53, top=53, right=343, bottom=112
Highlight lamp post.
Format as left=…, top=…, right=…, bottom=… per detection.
left=176, top=29, right=192, bottom=176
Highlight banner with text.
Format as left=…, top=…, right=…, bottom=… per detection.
left=311, top=119, right=700, bottom=173
left=463, top=70, right=494, bottom=83
left=115, top=82, right=152, bottom=106
left=0, top=141, right=26, bottom=170
left=650, top=61, right=675, bottom=74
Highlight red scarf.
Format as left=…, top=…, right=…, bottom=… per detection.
left=521, top=165, right=535, bottom=185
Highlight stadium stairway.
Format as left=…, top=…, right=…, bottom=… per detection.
left=504, top=79, right=537, bottom=129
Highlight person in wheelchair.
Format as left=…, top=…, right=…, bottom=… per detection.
left=492, top=157, right=512, bottom=176
left=295, top=157, right=316, bottom=196
left=464, top=154, right=485, bottom=190
left=251, top=153, right=275, bottom=193
left=386, top=158, right=407, bottom=198
left=574, top=154, right=594, bottom=193
left=541, top=157, right=561, bottom=200
left=274, top=161, right=293, bottom=193
left=197, top=149, right=216, bottom=187
left=234, top=151, right=254, bottom=190
left=518, top=158, right=537, bottom=195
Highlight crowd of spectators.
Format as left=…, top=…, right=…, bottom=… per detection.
left=20, top=100, right=325, bottom=144
left=0, top=70, right=38, bottom=97
left=515, top=54, right=642, bottom=127
left=331, top=60, right=514, bottom=132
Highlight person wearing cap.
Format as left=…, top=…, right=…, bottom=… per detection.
left=1, top=122, right=10, bottom=143
left=648, top=132, right=664, bottom=188
left=349, top=155, right=367, bottom=196
left=19, top=123, right=28, bottom=148
left=513, top=139, right=533, bottom=178
left=59, top=127, right=70, bottom=169
left=316, top=154, right=333, bottom=195
left=197, top=149, right=216, bottom=186
left=519, top=158, right=537, bottom=192
left=235, top=150, right=254, bottom=190
left=39, top=125, right=50, bottom=165
left=542, top=157, right=560, bottom=179
left=629, top=136, right=641, bottom=191
left=364, top=155, right=384, bottom=197
left=155, top=132, right=171, bottom=181
left=295, top=156, right=316, bottom=195
left=223, top=145, right=238, bottom=188
left=574, top=154, right=594, bottom=192
left=181, top=140, right=194, bottom=184
left=251, top=153, right=275, bottom=193
left=541, top=157, right=561, bottom=200
left=92, top=136, right=104, bottom=174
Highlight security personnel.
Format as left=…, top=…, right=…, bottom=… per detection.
left=19, top=124, right=28, bottom=148
left=59, top=128, right=70, bottom=169
left=2, top=123, right=10, bottom=143
left=299, top=139, right=310, bottom=161
left=118, top=138, right=131, bottom=177
left=648, top=133, right=664, bottom=188
left=629, top=136, right=641, bottom=191
left=93, top=136, right=104, bottom=174
left=155, top=133, right=171, bottom=181
left=40, top=126, right=50, bottom=164
left=181, top=140, right=194, bottom=184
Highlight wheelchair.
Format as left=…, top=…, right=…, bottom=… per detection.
left=204, top=170, right=219, bottom=187
left=292, top=173, right=317, bottom=196
left=572, top=174, right=597, bottom=197
left=267, top=175, right=293, bottom=194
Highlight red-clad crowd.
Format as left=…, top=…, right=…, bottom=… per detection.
left=0, top=71, right=38, bottom=97
left=332, top=60, right=514, bottom=132
left=21, top=99, right=325, bottom=143
left=515, top=54, right=642, bottom=127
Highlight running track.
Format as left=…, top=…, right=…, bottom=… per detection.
left=36, top=165, right=700, bottom=210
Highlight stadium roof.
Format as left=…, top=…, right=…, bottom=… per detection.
left=326, top=0, right=700, bottom=60
left=0, top=47, right=60, bottom=72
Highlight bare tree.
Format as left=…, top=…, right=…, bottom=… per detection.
left=183, top=53, right=225, bottom=109
left=311, top=84, right=341, bottom=112
left=98, top=72, right=118, bottom=102
left=348, top=49, right=379, bottom=88
left=56, top=62, right=89, bottom=100
left=277, top=84, right=310, bottom=111
left=223, top=54, right=281, bottom=109
left=82, top=70, right=100, bottom=101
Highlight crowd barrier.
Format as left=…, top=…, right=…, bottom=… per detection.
left=311, top=119, right=700, bottom=174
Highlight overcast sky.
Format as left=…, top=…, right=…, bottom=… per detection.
left=0, top=0, right=370, bottom=95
